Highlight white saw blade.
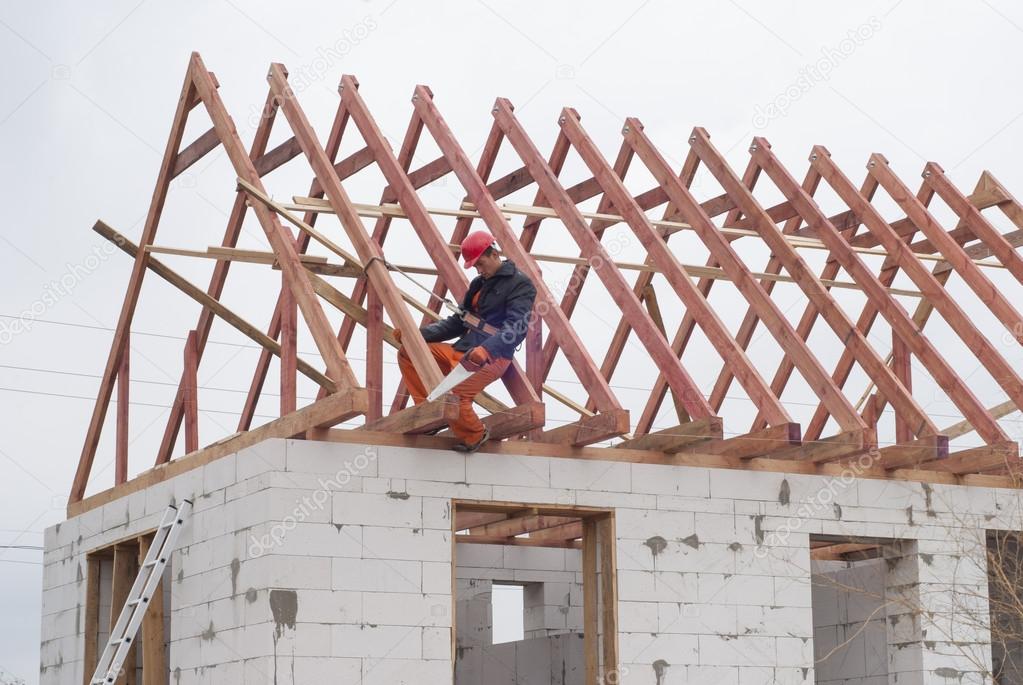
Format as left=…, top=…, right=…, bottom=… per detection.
left=427, top=363, right=474, bottom=402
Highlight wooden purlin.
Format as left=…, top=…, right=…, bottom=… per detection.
left=491, top=101, right=719, bottom=422
left=410, top=87, right=629, bottom=441
left=809, top=149, right=1016, bottom=444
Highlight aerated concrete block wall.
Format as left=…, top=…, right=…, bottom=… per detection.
left=42, top=438, right=1023, bottom=684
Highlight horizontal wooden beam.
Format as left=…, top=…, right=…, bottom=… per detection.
left=468, top=513, right=576, bottom=538
left=918, top=441, right=1020, bottom=475
left=533, top=409, right=631, bottom=446
left=616, top=417, right=723, bottom=453
left=455, top=534, right=581, bottom=549
left=878, top=434, right=951, bottom=470
left=360, top=396, right=460, bottom=435
left=682, top=422, right=802, bottom=460
left=435, top=401, right=545, bottom=442
left=288, top=196, right=1008, bottom=271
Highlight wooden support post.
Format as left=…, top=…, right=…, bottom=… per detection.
left=366, top=284, right=383, bottom=423
left=82, top=556, right=101, bottom=685
left=583, top=518, right=599, bottom=684
left=183, top=330, right=198, bottom=454
left=597, top=516, right=619, bottom=683
left=279, top=276, right=297, bottom=417
left=115, top=338, right=129, bottom=485
left=137, top=536, right=165, bottom=685
left=891, top=329, right=912, bottom=444
left=110, top=543, right=138, bottom=685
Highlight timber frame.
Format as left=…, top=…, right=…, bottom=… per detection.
left=70, top=52, right=1023, bottom=514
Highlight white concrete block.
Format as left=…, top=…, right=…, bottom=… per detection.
left=286, top=438, right=379, bottom=477
left=332, top=556, right=422, bottom=593
left=377, top=445, right=465, bottom=482
left=466, top=453, right=550, bottom=487
left=550, top=458, right=630, bottom=491
left=235, top=439, right=288, bottom=481
left=331, top=624, right=422, bottom=658
left=422, top=497, right=452, bottom=530
left=333, top=491, right=422, bottom=528
left=361, top=657, right=451, bottom=684
left=202, top=453, right=237, bottom=494
left=363, top=592, right=451, bottom=627
left=631, top=463, right=711, bottom=497
left=362, top=526, right=450, bottom=562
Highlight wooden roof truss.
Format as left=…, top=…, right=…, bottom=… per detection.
left=70, top=53, right=1023, bottom=507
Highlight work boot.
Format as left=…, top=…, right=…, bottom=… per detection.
left=453, top=427, right=489, bottom=453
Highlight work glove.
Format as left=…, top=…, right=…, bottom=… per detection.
left=459, top=346, right=490, bottom=372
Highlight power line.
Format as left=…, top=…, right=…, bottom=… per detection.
left=3, top=312, right=1020, bottom=429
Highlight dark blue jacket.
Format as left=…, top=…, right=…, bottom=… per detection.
left=420, top=260, right=536, bottom=359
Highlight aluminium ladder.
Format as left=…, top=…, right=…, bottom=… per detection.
left=89, top=499, right=192, bottom=685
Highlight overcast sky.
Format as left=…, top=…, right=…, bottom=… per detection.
left=4, top=1, right=1023, bottom=682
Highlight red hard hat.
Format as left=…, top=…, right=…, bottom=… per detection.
left=460, top=230, right=496, bottom=269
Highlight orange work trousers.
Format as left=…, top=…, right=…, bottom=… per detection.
left=396, top=342, right=511, bottom=444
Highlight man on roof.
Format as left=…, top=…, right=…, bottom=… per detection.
left=394, top=230, right=537, bottom=453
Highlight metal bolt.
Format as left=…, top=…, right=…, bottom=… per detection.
left=688, top=135, right=696, bottom=144
left=622, top=125, right=630, bottom=135
left=922, top=170, right=931, bottom=178
left=749, top=143, right=758, bottom=153
left=492, top=106, right=498, bottom=114
left=558, top=116, right=566, bottom=125
left=810, top=153, right=818, bottom=161
left=411, top=93, right=418, bottom=102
